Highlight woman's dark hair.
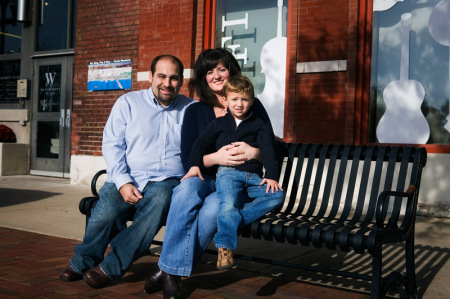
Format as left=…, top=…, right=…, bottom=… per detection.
left=188, top=48, right=241, bottom=107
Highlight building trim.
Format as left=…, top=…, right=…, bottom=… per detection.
left=137, top=69, right=194, bottom=82
left=296, top=60, right=348, bottom=74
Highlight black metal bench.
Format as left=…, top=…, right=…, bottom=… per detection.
left=79, top=143, right=427, bottom=299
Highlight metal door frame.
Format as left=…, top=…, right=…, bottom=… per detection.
left=30, top=55, right=73, bottom=178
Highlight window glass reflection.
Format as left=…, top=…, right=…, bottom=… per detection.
left=370, top=0, right=450, bottom=144
left=0, top=1, right=22, bottom=54
left=0, top=60, right=20, bottom=103
left=215, top=0, right=288, bottom=138
left=37, top=0, right=69, bottom=51
left=37, top=121, right=59, bottom=158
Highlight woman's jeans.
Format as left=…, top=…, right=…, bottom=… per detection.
left=70, top=178, right=179, bottom=279
left=158, top=175, right=218, bottom=277
left=214, top=167, right=285, bottom=250
left=158, top=169, right=284, bottom=276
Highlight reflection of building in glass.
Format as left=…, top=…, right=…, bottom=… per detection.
left=217, top=0, right=287, bottom=138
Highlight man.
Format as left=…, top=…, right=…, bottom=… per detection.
left=59, top=55, right=194, bottom=289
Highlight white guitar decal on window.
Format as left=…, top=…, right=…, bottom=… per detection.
left=257, top=0, right=287, bottom=138
left=376, top=13, right=430, bottom=144
left=373, top=0, right=404, bottom=12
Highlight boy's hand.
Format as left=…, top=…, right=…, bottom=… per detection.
left=181, top=166, right=204, bottom=182
left=260, top=178, right=283, bottom=193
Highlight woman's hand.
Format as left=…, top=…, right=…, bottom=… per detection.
left=203, top=144, right=245, bottom=167
left=231, top=141, right=261, bottom=162
left=203, top=142, right=261, bottom=167
left=181, top=166, right=204, bottom=182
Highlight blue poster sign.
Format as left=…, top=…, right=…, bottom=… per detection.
left=87, top=59, right=132, bottom=91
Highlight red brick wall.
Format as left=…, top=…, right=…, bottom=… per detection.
left=71, top=0, right=196, bottom=156
left=71, top=0, right=141, bottom=156
left=72, top=0, right=361, bottom=156
left=137, top=0, right=197, bottom=93
left=293, top=0, right=358, bottom=144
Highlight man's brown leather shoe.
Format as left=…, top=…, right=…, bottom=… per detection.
left=162, top=271, right=180, bottom=299
left=59, top=265, right=82, bottom=282
left=83, top=265, right=112, bottom=289
left=143, top=269, right=163, bottom=294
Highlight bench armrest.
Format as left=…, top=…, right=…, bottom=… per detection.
left=79, top=169, right=107, bottom=216
left=375, top=184, right=416, bottom=229
left=90, top=169, right=107, bottom=197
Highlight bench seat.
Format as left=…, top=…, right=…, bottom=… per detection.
left=80, top=143, right=427, bottom=299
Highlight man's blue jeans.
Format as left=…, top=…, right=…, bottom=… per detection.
left=70, top=178, right=179, bottom=279
left=214, top=167, right=285, bottom=250
left=158, top=169, right=284, bottom=277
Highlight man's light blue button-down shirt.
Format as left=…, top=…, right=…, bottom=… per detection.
left=102, top=88, right=194, bottom=191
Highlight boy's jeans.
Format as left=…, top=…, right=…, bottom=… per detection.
left=214, top=166, right=284, bottom=250
left=70, top=178, right=179, bottom=279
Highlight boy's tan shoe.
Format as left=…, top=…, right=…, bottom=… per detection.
left=217, top=248, right=235, bottom=270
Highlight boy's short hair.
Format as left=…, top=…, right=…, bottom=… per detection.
left=223, top=75, right=254, bottom=100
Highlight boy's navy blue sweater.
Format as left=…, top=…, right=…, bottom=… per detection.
left=190, top=112, right=279, bottom=180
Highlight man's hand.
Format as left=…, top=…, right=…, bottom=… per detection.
left=119, top=183, right=143, bottom=205
left=181, top=166, right=204, bottom=182
left=260, top=178, right=283, bottom=193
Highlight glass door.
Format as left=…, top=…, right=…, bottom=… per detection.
left=30, top=56, right=73, bottom=177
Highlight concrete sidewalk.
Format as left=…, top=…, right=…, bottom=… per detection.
left=1, top=175, right=450, bottom=298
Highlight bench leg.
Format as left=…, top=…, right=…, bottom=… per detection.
left=404, top=234, right=418, bottom=298
left=370, top=251, right=383, bottom=299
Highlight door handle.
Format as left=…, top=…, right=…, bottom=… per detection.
left=60, top=109, right=65, bottom=127
left=66, top=109, right=71, bottom=128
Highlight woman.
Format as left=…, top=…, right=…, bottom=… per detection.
left=144, top=48, right=278, bottom=298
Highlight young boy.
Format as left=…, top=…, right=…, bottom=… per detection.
left=182, top=75, right=284, bottom=270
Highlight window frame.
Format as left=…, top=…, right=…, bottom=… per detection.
left=357, top=0, right=450, bottom=153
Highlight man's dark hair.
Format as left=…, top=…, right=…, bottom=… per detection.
left=150, top=55, right=184, bottom=78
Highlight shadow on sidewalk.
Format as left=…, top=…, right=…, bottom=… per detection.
left=120, top=242, right=450, bottom=298
left=0, top=188, right=62, bottom=207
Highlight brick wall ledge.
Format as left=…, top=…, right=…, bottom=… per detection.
left=0, top=109, right=28, bottom=122
left=137, top=69, right=194, bottom=82
left=297, top=60, right=347, bottom=73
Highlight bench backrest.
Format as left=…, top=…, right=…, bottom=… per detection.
left=277, top=144, right=427, bottom=228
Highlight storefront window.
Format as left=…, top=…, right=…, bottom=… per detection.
left=0, top=60, right=20, bottom=103
left=369, top=0, right=450, bottom=144
left=215, top=0, right=288, bottom=138
left=0, top=0, right=22, bottom=54
left=37, top=0, right=75, bottom=51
